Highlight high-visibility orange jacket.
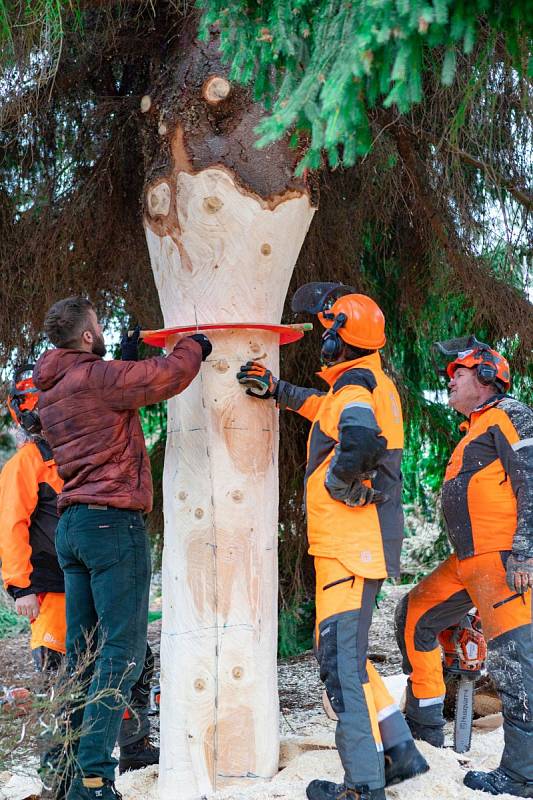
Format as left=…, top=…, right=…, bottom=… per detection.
left=442, top=395, right=533, bottom=559
left=0, top=439, right=64, bottom=598
left=277, top=352, right=404, bottom=579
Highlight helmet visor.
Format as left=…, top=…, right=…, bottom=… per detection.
left=291, top=282, right=356, bottom=314
left=433, top=335, right=489, bottom=359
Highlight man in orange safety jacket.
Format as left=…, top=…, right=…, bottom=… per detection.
left=395, top=337, right=533, bottom=798
left=1, top=364, right=66, bottom=670
left=237, top=282, right=429, bottom=800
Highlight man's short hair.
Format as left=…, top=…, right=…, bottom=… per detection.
left=44, top=296, right=95, bottom=349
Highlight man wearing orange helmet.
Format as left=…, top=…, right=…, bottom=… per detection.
left=238, top=283, right=428, bottom=800
left=395, top=336, right=533, bottom=797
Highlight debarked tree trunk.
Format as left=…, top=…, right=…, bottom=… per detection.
left=141, top=23, right=317, bottom=800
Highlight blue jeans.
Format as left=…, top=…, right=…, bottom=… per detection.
left=56, top=505, right=151, bottom=780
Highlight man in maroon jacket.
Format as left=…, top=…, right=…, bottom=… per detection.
left=33, top=296, right=210, bottom=800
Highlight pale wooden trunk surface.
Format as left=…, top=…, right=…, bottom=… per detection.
left=145, top=168, right=314, bottom=798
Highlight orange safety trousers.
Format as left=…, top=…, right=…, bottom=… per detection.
left=396, top=550, right=533, bottom=781
left=396, top=551, right=531, bottom=699
left=30, top=592, right=66, bottom=654
left=315, top=558, right=411, bottom=790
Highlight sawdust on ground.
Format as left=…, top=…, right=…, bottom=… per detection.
left=116, top=714, right=510, bottom=800
left=1, top=585, right=511, bottom=800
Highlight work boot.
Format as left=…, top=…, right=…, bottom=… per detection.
left=384, top=739, right=429, bottom=785
left=464, top=768, right=533, bottom=797
left=66, top=777, right=122, bottom=800
left=306, top=780, right=386, bottom=800
left=67, top=777, right=122, bottom=800
left=118, top=736, right=159, bottom=774
left=406, top=717, right=445, bottom=747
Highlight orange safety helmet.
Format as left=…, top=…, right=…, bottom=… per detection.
left=435, top=336, right=510, bottom=391
left=318, top=294, right=386, bottom=350
left=7, top=364, right=41, bottom=434
left=291, top=282, right=386, bottom=364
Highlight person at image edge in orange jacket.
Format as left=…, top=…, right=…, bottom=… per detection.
left=395, top=337, right=533, bottom=798
left=237, top=282, right=429, bottom=800
left=1, top=365, right=65, bottom=669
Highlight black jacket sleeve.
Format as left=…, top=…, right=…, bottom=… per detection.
left=330, top=400, right=387, bottom=483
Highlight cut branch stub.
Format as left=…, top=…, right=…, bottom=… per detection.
left=140, top=95, right=152, bottom=113
left=202, top=75, right=231, bottom=105
left=203, top=195, right=223, bottom=214
left=147, top=182, right=171, bottom=218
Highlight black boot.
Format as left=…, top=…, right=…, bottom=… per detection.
left=66, top=777, right=122, bottom=800
left=384, top=739, right=429, bottom=785
left=306, top=780, right=385, bottom=800
left=118, top=736, right=159, bottom=774
left=464, top=768, right=533, bottom=797
left=406, top=717, right=444, bottom=747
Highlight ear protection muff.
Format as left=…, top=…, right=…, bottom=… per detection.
left=8, top=364, right=41, bottom=435
left=476, top=351, right=498, bottom=386
left=320, top=313, right=347, bottom=364
left=10, top=394, right=41, bottom=435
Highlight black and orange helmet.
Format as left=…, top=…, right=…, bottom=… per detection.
left=434, top=336, right=510, bottom=391
left=318, top=294, right=386, bottom=350
left=7, top=364, right=41, bottom=434
left=291, top=282, right=386, bottom=360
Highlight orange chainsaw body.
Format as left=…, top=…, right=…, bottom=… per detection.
left=438, top=611, right=487, bottom=675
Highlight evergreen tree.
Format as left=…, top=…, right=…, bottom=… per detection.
left=0, top=0, right=531, bottom=608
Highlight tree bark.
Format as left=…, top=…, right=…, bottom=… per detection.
left=142, top=24, right=316, bottom=799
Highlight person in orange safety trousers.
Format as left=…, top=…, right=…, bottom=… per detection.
left=237, top=282, right=429, bottom=800
left=395, top=337, right=533, bottom=798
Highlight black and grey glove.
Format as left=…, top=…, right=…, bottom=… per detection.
left=506, top=553, right=533, bottom=594
left=121, top=324, right=141, bottom=361
left=188, top=333, right=213, bottom=361
left=325, top=468, right=385, bottom=507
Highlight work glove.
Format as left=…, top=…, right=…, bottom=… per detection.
left=236, top=361, right=279, bottom=399
left=121, top=325, right=141, bottom=361
left=188, top=333, right=212, bottom=361
left=325, top=468, right=386, bottom=507
left=506, top=553, right=533, bottom=594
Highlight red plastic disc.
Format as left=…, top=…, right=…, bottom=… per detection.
left=142, top=323, right=305, bottom=348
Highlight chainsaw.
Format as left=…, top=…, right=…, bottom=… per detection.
left=438, top=610, right=487, bottom=753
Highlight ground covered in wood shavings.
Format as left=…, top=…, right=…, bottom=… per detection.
left=1, top=584, right=511, bottom=800
left=116, top=716, right=511, bottom=800
left=119, top=584, right=511, bottom=800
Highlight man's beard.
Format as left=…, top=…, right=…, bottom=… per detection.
left=92, top=333, right=107, bottom=358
